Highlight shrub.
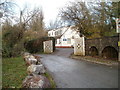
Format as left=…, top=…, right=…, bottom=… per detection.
left=11, top=41, right=25, bottom=57
left=2, top=25, right=25, bottom=57
left=24, top=37, right=56, bottom=53
left=2, top=42, right=12, bottom=57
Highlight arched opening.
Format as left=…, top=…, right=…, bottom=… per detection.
left=89, top=46, right=98, bottom=56
left=102, top=46, right=118, bottom=60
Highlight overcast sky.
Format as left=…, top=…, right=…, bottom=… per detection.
left=13, top=0, right=119, bottom=26
left=15, top=0, right=76, bottom=26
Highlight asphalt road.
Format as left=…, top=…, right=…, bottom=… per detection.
left=39, top=48, right=118, bottom=88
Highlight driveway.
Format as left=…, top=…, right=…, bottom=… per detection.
left=39, top=48, right=118, bottom=88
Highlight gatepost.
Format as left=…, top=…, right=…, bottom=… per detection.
left=74, top=37, right=85, bottom=56
left=43, top=40, right=53, bottom=53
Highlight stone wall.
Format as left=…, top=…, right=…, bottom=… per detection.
left=22, top=52, right=51, bottom=88
left=85, top=36, right=119, bottom=57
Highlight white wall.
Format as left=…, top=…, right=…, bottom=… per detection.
left=48, top=26, right=80, bottom=47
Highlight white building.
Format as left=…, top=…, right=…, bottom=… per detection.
left=48, top=26, right=80, bottom=48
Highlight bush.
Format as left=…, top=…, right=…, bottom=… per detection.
left=2, top=41, right=25, bottom=58
left=2, top=25, right=25, bottom=57
left=11, top=41, right=25, bottom=57
left=2, top=43, right=12, bottom=57
left=24, top=37, right=56, bottom=53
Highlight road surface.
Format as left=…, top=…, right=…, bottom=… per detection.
left=39, top=48, right=118, bottom=88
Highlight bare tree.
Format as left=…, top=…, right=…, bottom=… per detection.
left=46, top=17, right=65, bottom=30
left=0, top=0, right=17, bottom=20
left=59, top=1, right=119, bottom=38
left=59, top=2, right=94, bottom=37
left=2, top=7, right=47, bottom=57
left=28, top=8, right=47, bottom=36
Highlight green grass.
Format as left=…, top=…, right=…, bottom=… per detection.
left=70, top=54, right=118, bottom=66
left=2, top=57, right=27, bottom=88
left=43, top=72, right=56, bottom=88
left=2, top=56, right=56, bottom=88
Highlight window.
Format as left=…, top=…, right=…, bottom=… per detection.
left=55, top=31, right=58, bottom=36
left=55, top=32, right=57, bottom=36
left=63, top=39, right=67, bottom=41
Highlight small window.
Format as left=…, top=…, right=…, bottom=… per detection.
left=55, top=32, right=57, bottom=36
left=63, top=39, right=67, bottom=41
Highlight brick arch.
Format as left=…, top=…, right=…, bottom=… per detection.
left=101, top=46, right=118, bottom=60
left=89, top=46, right=99, bottom=56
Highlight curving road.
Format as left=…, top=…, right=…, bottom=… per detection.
left=39, top=48, right=118, bottom=88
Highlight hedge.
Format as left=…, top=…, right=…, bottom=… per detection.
left=24, top=37, right=56, bottom=53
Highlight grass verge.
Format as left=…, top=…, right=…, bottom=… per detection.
left=2, top=56, right=56, bottom=88
left=2, top=57, right=27, bottom=88
left=70, top=53, right=118, bottom=67
left=43, top=72, right=56, bottom=88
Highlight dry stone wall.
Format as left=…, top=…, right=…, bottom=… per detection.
left=22, top=52, right=51, bottom=88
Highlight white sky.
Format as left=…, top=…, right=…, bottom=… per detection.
left=14, top=0, right=118, bottom=26
left=14, top=0, right=75, bottom=26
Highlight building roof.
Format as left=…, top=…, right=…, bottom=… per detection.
left=47, top=25, right=77, bottom=31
